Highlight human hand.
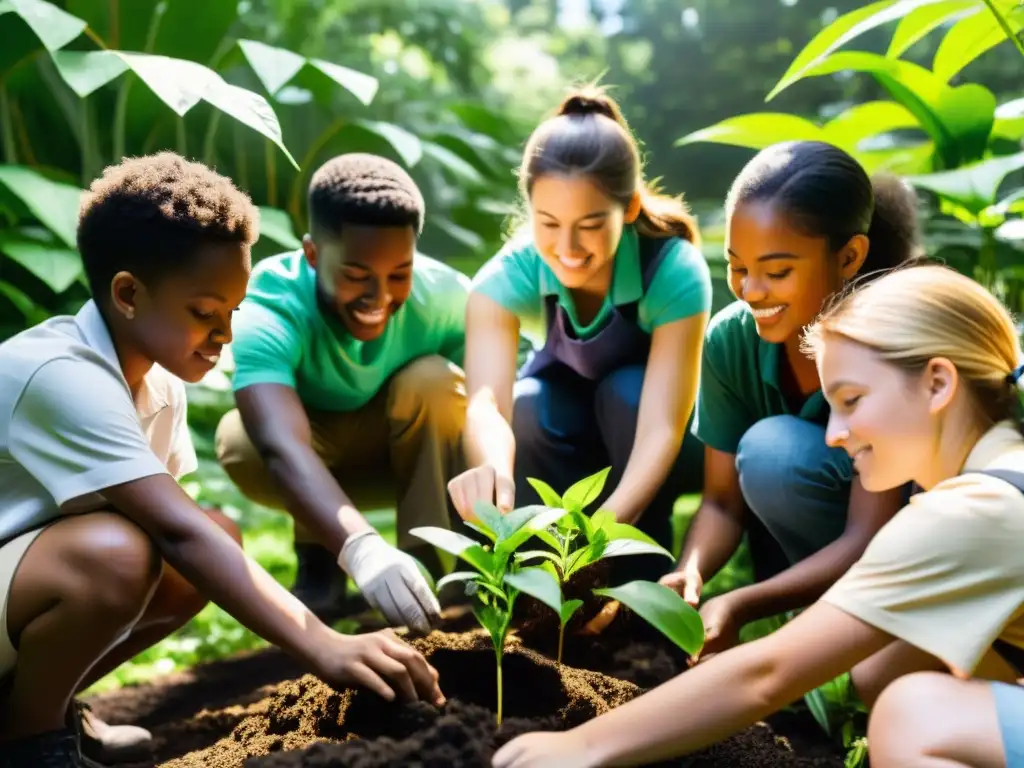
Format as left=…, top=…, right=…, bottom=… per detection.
left=337, top=529, right=441, bottom=634
left=312, top=627, right=445, bottom=706
left=691, top=594, right=742, bottom=665
left=658, top=567, right=703, bottom=607
left=492, top=730, right=599, bottom=768
left=447, top=464, right=515, bottom=519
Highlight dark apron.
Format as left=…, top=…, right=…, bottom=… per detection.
left=519, top=235, right=675, bottom=382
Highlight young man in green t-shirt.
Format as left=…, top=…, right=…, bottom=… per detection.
left=216, top=153, right=469, bottom=630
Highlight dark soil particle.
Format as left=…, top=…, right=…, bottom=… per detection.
left=84, top=607, right=845, bottom=768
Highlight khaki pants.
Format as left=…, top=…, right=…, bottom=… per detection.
left=215, top=355, right=466, bottom=559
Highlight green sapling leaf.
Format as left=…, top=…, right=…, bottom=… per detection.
left=562, top=467, right=610, bottom=512
left=497, top=506, right=566, bottom=555
left=535, top=528, right=564, bottom=552
left=527, top=477, right=563, bottom=508
left=504, top=566, right=563, bottom=614
left=594, top=580, right=705, bottom=656
left=408, top=527, right=495, bottom=574
left=559, top=598, right=584, bottom=627
left=601, top=538, right=673, bottom=560
left=436, top=571, right=479, bottom=591
left=473, top=500, right=506, bottom=538
left=464, top=520, right=497, bottom=542
left=514, top=549, right=562, bottom=566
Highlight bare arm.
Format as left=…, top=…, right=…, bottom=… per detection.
left=674, top=446, right=748, bottom=583
left=604, top=312, right=708, bottom=524
left=724, top=478, right=904, bottom=625
left=235, top=383, right=372, bottom=557
left=494, top=602, right=893, bottom=767
left=104, top=475, right=343, bottom=670
left=462, top=291, right=521, bottom=477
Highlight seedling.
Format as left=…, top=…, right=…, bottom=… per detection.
left=410, top=503, right=563, bottom=724
left=517, top=468, right=705, bottom=664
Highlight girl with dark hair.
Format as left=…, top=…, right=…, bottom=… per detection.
left=657, top=140, right=924, bottom=670
left=447, top=86, right=712, bottom=582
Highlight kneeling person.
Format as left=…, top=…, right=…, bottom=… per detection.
left=217, top=153, right=469, bottom=631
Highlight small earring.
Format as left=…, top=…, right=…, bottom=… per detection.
left=125, top=308, right=135, bottom=320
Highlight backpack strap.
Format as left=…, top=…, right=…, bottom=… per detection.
left=619, top=236, right=676, bottom=324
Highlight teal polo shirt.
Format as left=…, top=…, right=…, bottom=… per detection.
left=692, top=300, right=830, bottom=455
left=470, top=225, right=712, bottom=338
left=230, top=249, right=470, bottom=412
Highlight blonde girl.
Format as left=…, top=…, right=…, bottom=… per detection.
left=493, top=263, right=1024, bottom=768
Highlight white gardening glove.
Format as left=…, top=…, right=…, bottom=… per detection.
left=337, top=529, right=441, bottom=634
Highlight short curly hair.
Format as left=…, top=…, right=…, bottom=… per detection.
left=307, top=153, right=424, bottom=239
left=77, top=152, right=259, bottom=300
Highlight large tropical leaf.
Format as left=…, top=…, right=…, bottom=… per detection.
left=766, top=0, right=959, bottom=101
left=47, top=50, right=297, bottom=168
left=0, top=165, right=81, bottom=247
left=993, top=98, right=1024, bottom=142
left=594, top=581, right=705, bottom=656
left=257, top=206, right=301, bottom=250
left=887, top=0, right=978, bottom=58
left=906, top=152, right=1024, bottom=214
left=821, top=101, right=922, bottom=150
left=675, top=113, right=824, bottom=150
left=0, top=231, right=82, bottom=292
left=238, top=39, right=379, bottom=106
left=933, top=0, right=1023, bottom=82
left=778, top=52, right=996, bottom=167
left=1, top=0, right=85, bottom=53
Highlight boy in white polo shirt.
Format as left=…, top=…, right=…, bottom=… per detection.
left=0, top=153, right=444, bottom=768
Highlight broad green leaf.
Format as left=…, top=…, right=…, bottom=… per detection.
left=933, top=0, right=1023, bottom=82
left=534, top=528, right=563, bottom=553
left=526, top=477, right=562, bottom=508
left=804, top=686, right=833, bottom=736
left=996, top=218, right=1024, bottom=243
left=887, top=1, right=978, bottom=58
left=0, top=166, right=81, bottom=247
left=238, top=39, right=305, bottom=96
left=675, top=113, right=822, bottom=150
left=50, top=50, right=128, bottom=98
left=505, top=567, right=562, bottom=614
left=0, top=233, right=82, bottom=292
left=475, top=579, right=508, bottom=602
left=786, top=52, right=996, bottom=167
left=464, top=520, right=497, bottom=542
left=436, top=571, right=479, bottom=592
left=560, top=599, right=584, bottom=626
left=198, top=77, right=298, bottom=170
left=422, top=141, right=486, bottom=186
left=565, top=541, right=603, bottom=578
left=472, top=601, right=510, bottom=652
left=355, top=120, right=422, bottom=167
left=5, top=0, right=85, bottom=52
left=767, top=0, right=954, bottom=101
left=309, top=58, right=379, bottom=106
left=563, top=467, right=611, bottom=513
left=499, top=505, right=551, bottom=537
left=0, top=279, right=48, bottom=323
left=601, top=539, right=674, bottom=560
left=857, top=141, right=936, bottom=175
left=514, top=549, right=562, bottom=566
left=408, top=526, right=495, bottom=574
left=906, top=152, right=1024, bottom=214
left=594, top=581, right=705, bottom=656
left=257, top=206, right=301, bottom=250
left=602, top=522, right=668, bottom=549
left=993, top=98, right=1024, bottom=142
left=498, top=506, right=567, bottom=554
left=822, top=101, right=922, bottom=151
left=590, top=509, right=615, bottom=532
left=472, top=500, right=505, bottom=538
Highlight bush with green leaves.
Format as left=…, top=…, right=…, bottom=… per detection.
left=410, top=467, right=704, bottom=724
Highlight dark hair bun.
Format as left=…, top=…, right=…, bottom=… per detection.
left=557, top=92, right=617, bottom=121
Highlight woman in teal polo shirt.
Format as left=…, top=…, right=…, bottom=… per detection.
left=447, top=86, right=712, bottom=582
left=659, top=140, right=923, bottom=670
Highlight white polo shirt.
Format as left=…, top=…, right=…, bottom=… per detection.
left=0, top=300, right=197, bottom=544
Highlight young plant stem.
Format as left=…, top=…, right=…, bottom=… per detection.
left=495, top=646, right=504, bottom=725
left=557, top=622, right=565, bottom=666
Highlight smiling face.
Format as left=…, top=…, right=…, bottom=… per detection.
left=818, top=333, right=945, bottom=492
left=116, top=240, right=252, bottom=383
left=304, top=224, right=416, bottom=342
left=529, top=174, right=638, bottom=292
left=727, top=200, right=866, bottom=345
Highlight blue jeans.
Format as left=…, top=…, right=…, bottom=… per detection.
left=994, top=682, right=1024, bottom=767
left=511, top=363, right=704, bottom=584
left=735, top=415, right=855, bottom=579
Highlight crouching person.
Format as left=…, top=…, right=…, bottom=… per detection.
left=216, top=153, right=469, bottom=629
left=0, top=154, right=445, bottom=768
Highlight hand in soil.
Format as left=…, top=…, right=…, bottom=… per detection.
left=492, top=729, right=597, bottom=768
left=690, top=595, right=741, bottom=666
left=447, top=463, right=515, bottom=518
left=658, top=568, right=703, bottom=606
left=313, top=628, right=446, bottom=706
left=337, top=529, right=441, bottom=633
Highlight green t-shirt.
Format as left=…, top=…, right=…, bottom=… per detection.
left=230, top=249, right=470, bottom=412
left=470, top=225, right=712, bottom=339
left=692, top=300, right=830, bottom=455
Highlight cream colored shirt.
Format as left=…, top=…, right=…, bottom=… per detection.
left=0, top=300, right=197, bottom=543
left=824, top=420, right=1024, bottom=678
